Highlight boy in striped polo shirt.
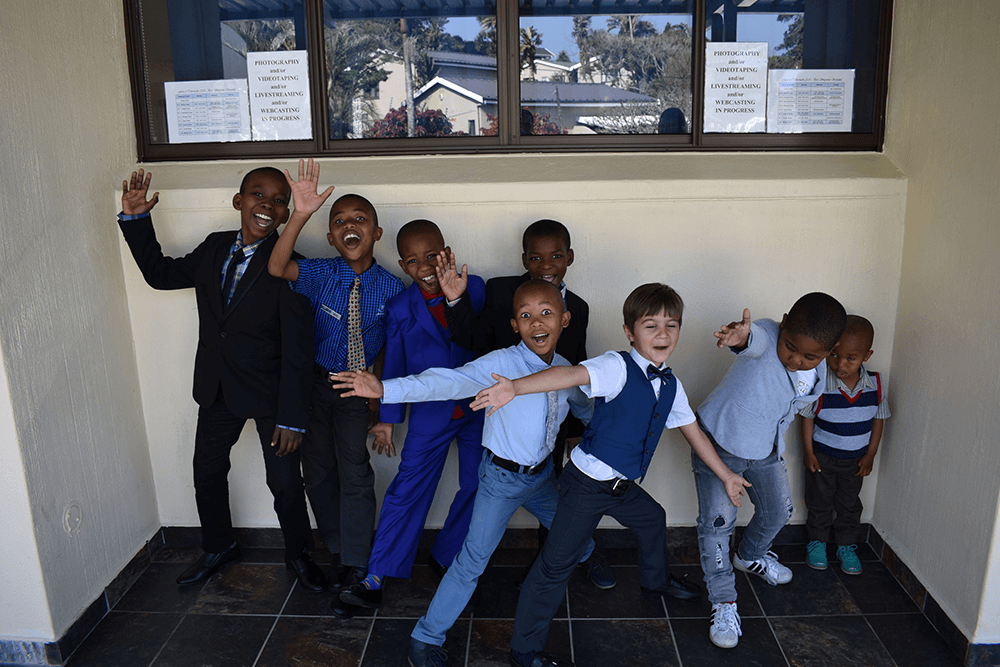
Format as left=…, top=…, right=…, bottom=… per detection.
left=799, top=315, right=890, bottom=575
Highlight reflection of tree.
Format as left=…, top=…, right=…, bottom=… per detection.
left=476, top=17, right=497, bottom=57
left=769, top=14, right=803, bottom=69
left=364, top=105, right=462, bottom=137
left=481, top=108, right=566, bottom=135
left=520, top=27, right=543, bottom=79
left=572, top=17, right=592, bottom=81
left=606, top=16, right=656, bottom=39
left=224, top=19, right=296, bottom=54
left=588, top=101, right=662, bottom=134
left=325, top=21, right=394, bottom=138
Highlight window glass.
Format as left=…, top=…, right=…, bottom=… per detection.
left=706, top=0, right=882, bottom=134
left=136, top=0, right=308, bottom=145
left=323, top=1, right=498, bottom=139
left=518, top=1, right=694, bottom=135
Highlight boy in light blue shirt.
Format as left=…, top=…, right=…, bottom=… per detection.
left=332, top=280, right=598, bottom=667
left=694, top=292, right=846, bottom=649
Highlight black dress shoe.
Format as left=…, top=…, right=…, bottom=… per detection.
left=330, top=565, right=367, bottom=619
left=427, top=554, right=449, bottom=581
left=328, top=553, right=346, bottom=590
left=509, top=650, right=575, bottom=667
left=176, top=543, right=241, bottom=586
left=339, top=581, right=383, bottom=608
left=641, top=573, right=702, bottom=600
left=286, top=552, right=327, bottom=593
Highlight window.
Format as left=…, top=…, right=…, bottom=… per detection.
left=124, top=0, right=891, bottom=159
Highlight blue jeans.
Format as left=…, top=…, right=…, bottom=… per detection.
left=411, top=450, right=594, bottom=647
left=692, top=443, right=793, bottom=605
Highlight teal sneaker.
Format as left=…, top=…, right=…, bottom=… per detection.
left=806, top=540, right=828, bottom=570
left=837, top=544, right=862, bottom=575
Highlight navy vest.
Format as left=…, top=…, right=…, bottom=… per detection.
left=813, top=372, right=882, bottom=453
left=578, top=351, right=676, bottom=482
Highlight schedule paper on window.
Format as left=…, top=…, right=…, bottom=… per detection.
left=766, top=70, right=855, bottom=133
left=164, top=80, right=251, bottom=143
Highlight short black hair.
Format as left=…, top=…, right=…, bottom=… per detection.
left=843, top=314, right=875, bottom=350
left=522, top=219, right=571, bottom=252
left=783, top=293, right=847, bottom=350
left=511, top=279, right=564, bottom=317
left=239, top=166, right=287, bottom=194
left=623, top=283, right=684, bottom=330
left=330, top=193, right=379, bottom=227
left=396, top=219, right=444, bottom=256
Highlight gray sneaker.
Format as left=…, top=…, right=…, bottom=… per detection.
left=709, top=602, right=742, bottom=649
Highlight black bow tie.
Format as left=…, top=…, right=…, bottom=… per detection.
left=646, top=364, right=673, bottom=382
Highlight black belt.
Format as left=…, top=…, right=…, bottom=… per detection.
left=488, top=451, right=547, bottom=475
left=601, top=477, right=633, bottom=496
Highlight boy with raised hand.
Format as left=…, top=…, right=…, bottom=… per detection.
left=117, top=167, right=323, bottom=591
left=694, top=292, right=847, bottom=649
left=471, top=283, right=749, bottom=667
left=331, top=280, right=597, bottom=667
left=799, top=315, right=889, bottom=575
left=269, top=159, right=404, bottom=602
left=336, top=220, right=487, bottom=616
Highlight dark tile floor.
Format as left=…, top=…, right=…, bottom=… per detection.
left=62, top=529, right=963, bottom=667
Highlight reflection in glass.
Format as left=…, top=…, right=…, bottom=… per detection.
left=323, top=3, right=498, bottom=140
left=517, top=3, right=694, bottom=135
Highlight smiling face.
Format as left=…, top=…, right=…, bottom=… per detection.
left=328, top=195, right=382, bottom=273
left=397, top=227, right=446, bottom=294
left=826, top=330, right=873, bottom=388
left=522, top=235, right=574, bottom=286
left=509, top=281, right=570, bottom=364
left=777, top=315, right=831, bottom=372
left=232, top=170, right=291, bottom=244
left=624, top=310, right=680, bottom=367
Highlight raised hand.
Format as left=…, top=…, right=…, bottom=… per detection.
left=434, top=247, right=469, bottom=302
left=329, top=370, right=384, bottom=399
left=121, top=169, right=159, bottom=216
left=469, top=373, right=515, bottom=417
left=714, top=308, right=752, bottom=349
left=284, top=158, right=335, bottom=218
left=369, top=422, right=396, bottom=457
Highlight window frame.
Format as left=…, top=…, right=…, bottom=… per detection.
left=123, top=0, right=893, bottom=160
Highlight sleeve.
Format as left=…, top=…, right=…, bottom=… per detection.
left=579, top=351, right=628, bottom=400
left=874, top=394, right=891, bottom=419
left=118, top=214, right=205, bottom=290
left=573, top=297, right=589, bottom=363
left=275, top=285, right=315, bottom=430
left=381, top=352, right=501, bottom=405
left=379, top=302, right=408, bottom=424
left=734, top=320, right=769, bottom=358
left=798, top=400, right=819, bottom=419
left=290, top=257, right=330, bottom=299
left=567, top=386, right=594, bottom=425
left=664, top=379, right=696, bottom=429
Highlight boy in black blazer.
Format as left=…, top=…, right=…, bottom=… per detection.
left=117, top=168, right=323, bottom=591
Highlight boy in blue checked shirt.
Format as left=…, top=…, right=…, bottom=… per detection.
left=269, top=159, right=404, bottom=600
left=799, top=315, right=889, bottom=575
left=332, top=280, right=599, bottom=667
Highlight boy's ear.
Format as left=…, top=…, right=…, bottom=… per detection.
left=863, top=349, right=874, bottom=362
left=327, top=230, right=336, bottom=247
left=561, top=310, right=571, bottom=329
left=277, top=209, right=290, bottom=226
left=398, top=258, right=406, bottom=273
left=521, top=251, right=529, bottom=271
left=232, top=193, right=242, bottom=210
left=779, top=313, right=787, bottom=329
left=566, top=248, right=574, bottom=266
left=510, top=317, right=519, bottom=333
left=622, top=323, right=635, bottom=344
left=373, top=226, right=384, bottom=243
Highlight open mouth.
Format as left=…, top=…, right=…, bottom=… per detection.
left=531, top=332, right=550, bottom=345
left=342, top=232, right=361, bottom=248
left=253, top=213, right=273, bottom=228
left=537, top=274, right=558, bottom=283
left=420, top=275, right=439, bottom=289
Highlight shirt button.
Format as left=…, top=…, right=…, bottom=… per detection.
left=220, top=332, right=227, bottom=338
left=654, top=413, right=659, bottom=418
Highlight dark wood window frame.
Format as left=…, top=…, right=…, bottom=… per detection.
left=124, top=0, right=893, bottom=161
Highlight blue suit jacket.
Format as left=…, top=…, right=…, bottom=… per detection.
left=380, top=276, right=486, bottom=433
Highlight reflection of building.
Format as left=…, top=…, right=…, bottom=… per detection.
left=416, top=51, right=655, bottom=135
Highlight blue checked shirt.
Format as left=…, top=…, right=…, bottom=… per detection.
left=220, top=232, right=269, bottom=304
left=292, top=256, right=403, bottom=372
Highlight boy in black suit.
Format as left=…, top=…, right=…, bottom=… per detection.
left=117, top=168, right=324, bottom=591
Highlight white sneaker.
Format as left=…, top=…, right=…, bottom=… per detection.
left=733, top=550, right=793, bottom=586
left=709, top=602, right=742, bottom=649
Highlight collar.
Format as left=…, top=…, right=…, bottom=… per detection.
left=232, top=230, right=271, bottom=257
left=335, top=256, right=381, bottom=284
left=629, top=347, right=664, bottom=374
left=516, top=340, right=559, bottom=370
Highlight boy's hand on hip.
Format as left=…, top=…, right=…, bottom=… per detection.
left=284, top=158, right=335, bottom=218
left=330, top=370, right=384, bottom=399
left=121, top=169, right=159, bottom=216
left=725, top=474, right=752, bottom=508
left=271, top=427, right=302, bottom=456
left=714, top=308, right=751, bottom=349
left=470, top=373, right=514, bottom=417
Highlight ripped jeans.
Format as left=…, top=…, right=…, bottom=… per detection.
left=692, top=443, right=792, bottom=605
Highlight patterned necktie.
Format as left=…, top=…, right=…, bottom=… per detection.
left=543, top=390, right=560, bottom=450
left=221, top=247, right=245, bottom=305
left=347, top=277, right=366, bottom=371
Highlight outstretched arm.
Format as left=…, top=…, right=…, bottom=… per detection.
left=330, top=369, right=384, bottom=398
left=679, top=421, right=751, bottom=507
left=470, top=365, right=591, bottom=417
left=122, top=170, right=159, bottom=216
left=714, top=308, right=751, bottom=350
left=269, top=158, right=335, bottom=281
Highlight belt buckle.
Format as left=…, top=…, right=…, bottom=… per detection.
left=610, top=478, right=629, bottom=496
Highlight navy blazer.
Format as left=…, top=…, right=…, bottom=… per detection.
left=379, top=276, right=486, bottom=433
left=119, top=215, right=314, bottom=429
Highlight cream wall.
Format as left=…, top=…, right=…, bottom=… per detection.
left=879, top=0, right=1000, bottom=644
left=0, top=0, right=160, bottom=643
left=123, top=155, right=905, bottom=534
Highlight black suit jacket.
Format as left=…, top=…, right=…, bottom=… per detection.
left=477, top=273, right=589, bottom=364
left=119, top=215, right=313, bottom=429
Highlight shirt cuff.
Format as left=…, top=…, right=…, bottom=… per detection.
left=446, top=296, right=462, bottom=307
left=276, top=425, right=305, bottom=433
left=117, top=212, right=147, bottom=221
left=381, top=379, right=404, bottom=405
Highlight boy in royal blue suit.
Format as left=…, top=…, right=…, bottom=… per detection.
left=336, top=219, right=486, bottom=615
